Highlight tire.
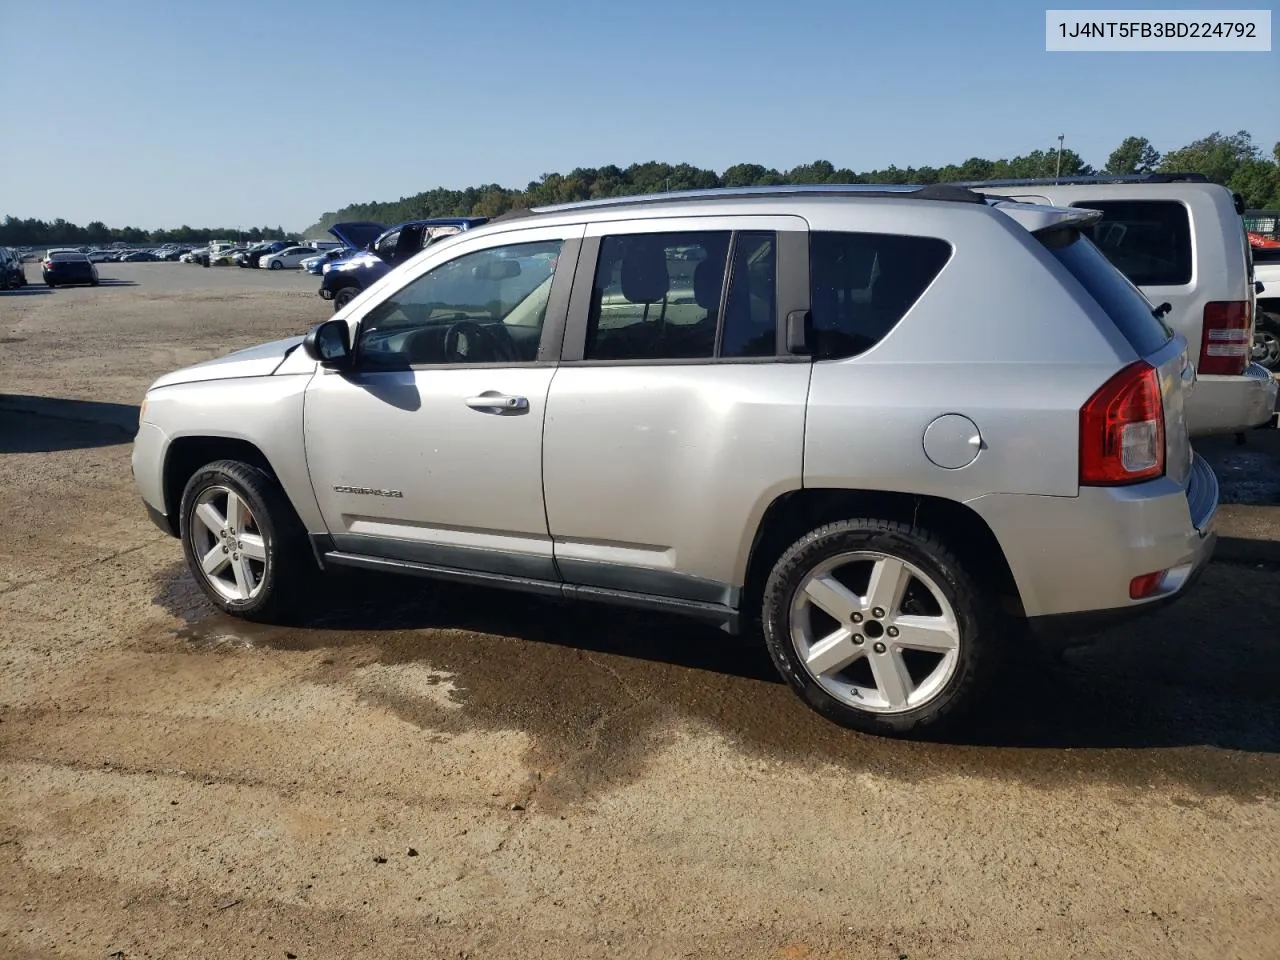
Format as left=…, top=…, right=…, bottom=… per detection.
left=90, top=278, right=99, bottom=287
left=760, top=518, right=1005, bottom=737
left=332, top=286, right=360, bottom=312
left=178, top=459, right=315, bottom=623
left=1254, top=310, right=1280, bottom=372
left=45, top=280, right=55, bottom=288
left=269, top=259, right=283, bottom=271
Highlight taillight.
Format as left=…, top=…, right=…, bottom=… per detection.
left=1080, top=360, right=1165, bottom=486
left=1198, top=301, right=1251, bottom=376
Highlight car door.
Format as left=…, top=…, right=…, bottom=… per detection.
left=305, top=222, right=584, bottom=580
left=542, top=215, right=812, bottom=608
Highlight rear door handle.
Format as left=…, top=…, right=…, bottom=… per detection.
left=465, top=392, right=529, bottom=413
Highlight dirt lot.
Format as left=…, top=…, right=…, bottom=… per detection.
left=1, top=262, right=1278, bottom=960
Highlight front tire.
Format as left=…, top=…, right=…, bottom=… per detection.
left=332, top=285, right=360, bottom=312
left=269, top=259, right=283, bottom=271
left=1254, top=310, right=1280, bottom=372
left=761, top=518, right=1004, bottom=737
left=178, top=459, right=314, bottom=622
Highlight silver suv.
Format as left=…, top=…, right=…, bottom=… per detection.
left=132, top=185, right=1219, bottom=736
left=976, top=174, right=1277, bottom=437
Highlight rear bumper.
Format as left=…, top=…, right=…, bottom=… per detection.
left=966, top=451, right=1219, bottom=626
left=1185, top=363, right=1278, bottom=436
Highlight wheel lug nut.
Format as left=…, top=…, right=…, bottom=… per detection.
left=851, top=612, right=863, bottom=623
left=222, top=545, right=229, bottom=553
left=852, top=634, right=864, bottom=645
left=873, top=642, right=887, bottom=654
left=887, top=626, right=899, bottom=638
left=872, top=607, right=885, bottom=619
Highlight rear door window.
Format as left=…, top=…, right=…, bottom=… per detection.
left=808, top=231, right=952, bottom=359
left=1047, top=231, right=1173, bottom=357
left=1071, top=200, right=1192, bottom=286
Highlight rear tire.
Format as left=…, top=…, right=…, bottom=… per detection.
left=178, top=459, right=315, bottom=623
left=761, top=518, right=1005, bottom=737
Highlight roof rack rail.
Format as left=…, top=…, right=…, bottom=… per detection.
left=528, top=182, right=987, bottom=214
left=953, top=171, right=1209, bottom=188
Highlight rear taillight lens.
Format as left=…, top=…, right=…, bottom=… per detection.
left=1080, top=360, right=1165, bottom=486
left=1198, top=301, right=1251, bottom=376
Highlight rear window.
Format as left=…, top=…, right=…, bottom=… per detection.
left=1048, top=231, right=1173, bottom=357
left=809, top=231, right=952, bottom=359
left=1072, top=199, right=1192, bottom=286
left=50, top=252, right=88, bottom=261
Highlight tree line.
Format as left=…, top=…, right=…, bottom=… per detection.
left=303, top=131, right=1280, bottom=235
left=0, top=219, right=295, bottom=248
left=5, top=131, right=1277, bottom=247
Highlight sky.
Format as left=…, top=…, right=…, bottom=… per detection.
left=2, top=0, right=1276, bottom=231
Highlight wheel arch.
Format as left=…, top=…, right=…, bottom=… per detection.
left=740, top=488, right=1025, bottom=623
left=162, top=435, right=278, bottom=530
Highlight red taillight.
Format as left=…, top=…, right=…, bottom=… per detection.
left=1080, top=360, right=1165, bottom=486
left=1198, top=301, right=1251, bottom=376
left=1129, top=571, right=1166, bottom=599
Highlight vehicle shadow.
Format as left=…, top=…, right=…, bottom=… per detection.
left=0, top=287, right=52, bottom=297
left=164, top=557, right=1280, bottom=762
left=0, top=395, right=139, bottom=452
left=94, top=279, right=139, bottom=287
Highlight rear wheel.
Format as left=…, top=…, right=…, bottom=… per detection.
left=761, top=518, right=1004, bottom=737
left=178, top=459, right=315, bottom=622
left=332, top=286, right=360, bottom=312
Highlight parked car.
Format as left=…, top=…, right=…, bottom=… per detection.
left=975, top=174, right=1277, bottom=437
left=121, top=250, right=159, bottom=262
left=42, top=250, right=99, bottom=287
left=87, top=249, right=115, bottom=263
left=210, top=247, right=249, bottom=266
left=235, top=240, right=293, bottom=268
left=132, top=184, right=1218, bottom=738
left=300, top=247, right=352, bottom=275
left=0, top=246, right=26, bottom=288
left=318, top=218, right=486, bottom=311
left=260, top=246, right=324, bottom=271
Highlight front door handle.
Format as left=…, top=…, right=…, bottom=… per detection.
left=465, top=392, right=529, bottom=413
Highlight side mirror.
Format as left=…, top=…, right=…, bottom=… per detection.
left=303, top=318, right=352, bottom=368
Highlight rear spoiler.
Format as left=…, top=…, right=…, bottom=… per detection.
left=984, top=198, right=1104, bottom=236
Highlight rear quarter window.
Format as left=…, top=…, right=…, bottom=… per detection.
left=809, top=231, right=952, bottom=359
left=1047, top=230, right=1173, bottom=357
left=1071, top=199, right=1192, bottom=286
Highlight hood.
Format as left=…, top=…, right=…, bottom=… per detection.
left=149, top=335, right=305, bottom=389
left=328, top=220, right=385, bottom=251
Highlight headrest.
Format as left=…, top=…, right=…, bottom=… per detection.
left=693, top=259, right=721, bottom=310
left=620, top=244, right=669, bottom=303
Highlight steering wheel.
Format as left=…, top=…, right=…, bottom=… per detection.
left=443, top=319, right=517, bottom=364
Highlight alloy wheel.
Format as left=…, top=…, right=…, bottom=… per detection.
left=189, top=485, right=268, bottom=602
left=789, top=551, right=961, bottom=714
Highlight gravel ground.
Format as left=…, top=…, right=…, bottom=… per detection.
left=1, top=262, right=1278, bottom=960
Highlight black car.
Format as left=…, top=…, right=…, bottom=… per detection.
left=1, top=246, right=26, bottom=289
left=42, top=251, right=99, bottom=287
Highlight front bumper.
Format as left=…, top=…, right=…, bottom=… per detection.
left=967, top=451, right=1219, bottom=630
left=1185, top=362, right=1278, bottom=436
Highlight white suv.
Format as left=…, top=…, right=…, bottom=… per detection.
left=977, top=175, right=1277, bottom=437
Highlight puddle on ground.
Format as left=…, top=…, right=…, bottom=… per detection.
left=149, top=559, right=1280, bottom=805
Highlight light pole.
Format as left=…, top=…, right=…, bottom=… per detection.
left=1055, top=134, right=1065, bottom=182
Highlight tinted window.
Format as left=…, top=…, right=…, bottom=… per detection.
left=586, top=231, right=730, bottom=360
left=1074, top=200, right=1192, bottom=286
left=808, top=232, right=951, bottom=359
left=1048, top=231, right=1173, bottom=357
left=357, top=239, right=562, bottom=368
left=373, top=230, right=400, bottom=259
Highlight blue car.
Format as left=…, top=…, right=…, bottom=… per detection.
left=318, top=217, right=488, bottom=312
left=301, top=246, right=355, bottom=276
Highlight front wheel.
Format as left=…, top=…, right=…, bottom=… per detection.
left=761, top=518, right=1004, bottom=737
left=178, top=459, right=314, bottom=622
left=1254, top=311, right=1280, bottom=372
left=332, top=286, right=360, bottom=312
left=269, top=260, right=283, bottom=271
